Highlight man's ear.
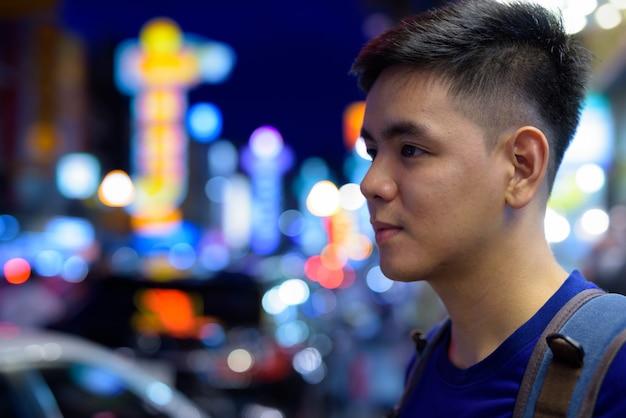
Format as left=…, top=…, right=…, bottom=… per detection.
left=505, top=126, right=549, bottom=209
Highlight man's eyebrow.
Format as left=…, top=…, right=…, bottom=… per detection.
left=360, top=121, right=429, bottom=142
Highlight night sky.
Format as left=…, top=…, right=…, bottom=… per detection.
left=57, top=0, right=439, bottom=173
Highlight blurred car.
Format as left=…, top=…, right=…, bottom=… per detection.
left=0, top=325, right=210, bottom=418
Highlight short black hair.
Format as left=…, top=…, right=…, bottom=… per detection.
left=351, top=0, right=592, bottom=188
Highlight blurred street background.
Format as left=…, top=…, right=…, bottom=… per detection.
left=2, top=0, right=626, bottom=416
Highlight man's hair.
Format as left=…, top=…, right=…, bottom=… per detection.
left=351, top=0, right=593, bottom=188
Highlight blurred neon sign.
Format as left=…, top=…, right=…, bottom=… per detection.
left=132, top=288, right=215, bottom=339
left=241, top=126, right=294, bottom=255
left=115, top=17, right=235, bottom=238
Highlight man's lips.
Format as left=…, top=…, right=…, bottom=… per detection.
left=371, top=221, right=402, bottom=243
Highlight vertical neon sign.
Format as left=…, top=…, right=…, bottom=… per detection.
left=242, top=126, right=293, bottom=255
left=115, top=17, right=235, bottom=239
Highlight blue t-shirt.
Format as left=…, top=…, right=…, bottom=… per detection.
left=399, top=270, right=626, bottom=417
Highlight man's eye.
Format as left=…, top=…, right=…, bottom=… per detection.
left=401, top=145, right=423, bottom=157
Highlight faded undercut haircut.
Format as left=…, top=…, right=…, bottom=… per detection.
left=350, top=0, right=592, bottom=189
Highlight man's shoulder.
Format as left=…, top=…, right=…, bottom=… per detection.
left=514, top=289, right=626, bottom=417
left=594, top=342, right=626, bottom=415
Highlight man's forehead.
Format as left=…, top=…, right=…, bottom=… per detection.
left=370, top=65, right=451, bottom=95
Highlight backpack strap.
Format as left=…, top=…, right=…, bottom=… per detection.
left=385, top=318, right=450, bottom=418
left=513, top=289, right=626, bottom=418
left=576, top=327, right=626, bottom=417
left=512, top=288, right=605, bottom=418
left=534, top=333, right=584, bottom=417
left=566, top=293, right=626, bottom=417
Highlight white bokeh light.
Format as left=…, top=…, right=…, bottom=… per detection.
left=575, top=163, right=605, bottom=193
left=609, top=0, right=626, bottom=9
left=99, top=170, right=135, bottom=207
left=580, top=208, right=610, bottom=236
left=56, top=153, right=101, bottom=199
left=355, top=137, right=371, bottom=161
left=262, top=286, right=288, bottom=315
left=545, top=208, right=571, bottom=243
left=306, top=181, right=340, bottom=217
left=339, top=183, right=366, bottom=211
left=278, top=279, right=310, bottom=306
left=595, top=3, right=622, bottom=29
left=227, top=349, right=254, bottom=373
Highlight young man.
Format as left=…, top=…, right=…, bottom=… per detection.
left=351, top=0, right=626, bottom=416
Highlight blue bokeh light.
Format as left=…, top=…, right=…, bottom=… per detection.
left=187, top=102, right=223, bottom=143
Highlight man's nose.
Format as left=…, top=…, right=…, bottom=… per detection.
left=360, top=160, right=397, bottom=202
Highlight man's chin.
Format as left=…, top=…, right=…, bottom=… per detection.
left=379, top=263, right=425, bottom=283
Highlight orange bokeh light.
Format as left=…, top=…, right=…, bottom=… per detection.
left=345, top=234, right=373, bottom=261
left=343, top=101, right=366, bottom=150
left=320, top=243, right=348, bottom=270
left=133, top=288, right=215, bottom=339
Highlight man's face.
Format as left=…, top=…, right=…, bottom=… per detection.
left=360, top=67, right=511, bottom=283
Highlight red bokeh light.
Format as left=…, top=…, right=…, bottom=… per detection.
left=3, top=258, right=31, bottom=285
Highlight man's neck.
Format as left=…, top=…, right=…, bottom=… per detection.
left=430, top=252, right=569, bottom=369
